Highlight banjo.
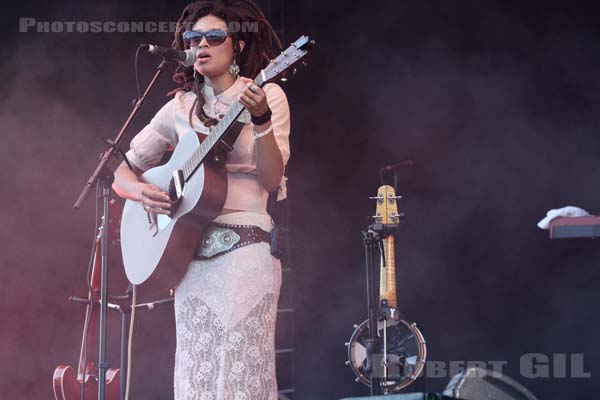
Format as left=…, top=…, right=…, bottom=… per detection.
left=346, top=185, right=427, bottom=392
left=120, top=36, right=313, bottom=289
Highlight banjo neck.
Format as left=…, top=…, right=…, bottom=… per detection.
left=374, top=185, right=400, bottom=309
left=379, top=235, right=397, bottom=308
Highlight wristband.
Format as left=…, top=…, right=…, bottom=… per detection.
left=251, top=107, right=272, bottom=126
left=253, top=125, right=274, bottom=139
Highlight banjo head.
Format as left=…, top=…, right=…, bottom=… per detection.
left=346, top=318, right=427, bottom=392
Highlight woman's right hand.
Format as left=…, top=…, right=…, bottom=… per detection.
left=137, top=183, right=172, bottom=215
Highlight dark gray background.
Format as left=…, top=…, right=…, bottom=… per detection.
left=2, top=1, right=600, bottom=399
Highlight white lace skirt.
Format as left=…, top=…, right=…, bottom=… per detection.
left=174, top=212, right=282, bottom=400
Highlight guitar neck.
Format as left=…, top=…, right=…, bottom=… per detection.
left=379, top=235, right=397, bottom=308
left=181, top=73, right=268, bottom=182
left=176, top=34, right=313, bottom=182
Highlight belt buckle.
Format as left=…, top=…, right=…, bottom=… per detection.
left=197, top=225, right=241, bottom=258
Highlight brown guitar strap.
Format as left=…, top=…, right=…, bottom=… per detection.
left=194, top=120, right=245, bottom=165
left=217, top=120, right=245, bottom=154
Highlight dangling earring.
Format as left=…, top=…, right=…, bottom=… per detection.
left=229, top=58, right=240, bottom=77
left=193, top=68, right=198, bottom=80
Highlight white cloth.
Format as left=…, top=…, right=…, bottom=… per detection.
left=537, top=206, right=591, bottom=229
left=125, top=77, right=291, bottom=213
left=174, top=211, right=281, bottom=400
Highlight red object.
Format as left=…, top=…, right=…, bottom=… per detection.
left=549, top=215, right=600, bottom=239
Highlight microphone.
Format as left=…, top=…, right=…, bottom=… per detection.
left=139, top=44, right=197, bottom=67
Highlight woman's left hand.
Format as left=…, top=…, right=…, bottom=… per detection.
left=239, top=76, right=269, bottom=117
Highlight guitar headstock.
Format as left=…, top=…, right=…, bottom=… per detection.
left=373, top=185, right=400, bottom=225
left=255, top=35, right=315, bottom=85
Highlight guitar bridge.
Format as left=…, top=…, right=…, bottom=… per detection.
left=146, top=209, right=159, bottom=237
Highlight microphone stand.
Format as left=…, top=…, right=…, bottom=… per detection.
left=69, top=290, right=175, bottom=400
left=362, top=227, right=383, bottom=395
left=73, top=57, right=170, bottom=400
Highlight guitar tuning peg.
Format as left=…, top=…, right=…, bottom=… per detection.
left=302, top=61, right=308, bottom=68
left=368, top=195, right=383, bottom=200
left=395, top=212, right=406, bottom=220
left=280, top=77, right=288, bottom=82
left=345, top=360, right=351, bottom=366
left=292, top=67, right=297, bottom=75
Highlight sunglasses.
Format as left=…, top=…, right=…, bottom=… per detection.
left=183, top=29, right=229, bottom=47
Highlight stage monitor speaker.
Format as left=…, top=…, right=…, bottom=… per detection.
left=338, top=393, right=454, bottom=400
left=443, top=368, right=538, bottom=400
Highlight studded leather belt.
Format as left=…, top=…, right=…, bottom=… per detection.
left=194, top=222, right=272, bottom=260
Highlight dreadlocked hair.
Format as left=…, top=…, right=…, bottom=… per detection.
left=169, top=0, right=282, bottom=128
